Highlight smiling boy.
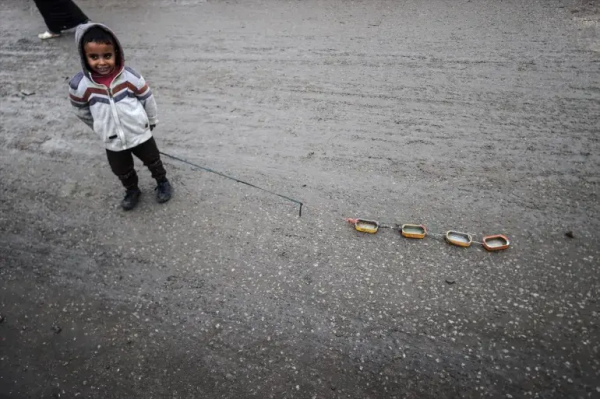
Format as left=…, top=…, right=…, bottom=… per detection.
left=69, top=23, right=172, bottom=210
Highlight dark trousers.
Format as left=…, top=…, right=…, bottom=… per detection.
left=34, top=0, right=89, bottom=33
left=106, top=138, right=167, bottom=190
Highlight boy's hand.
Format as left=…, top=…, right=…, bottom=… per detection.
left=150, top=124, right=156, bottom=131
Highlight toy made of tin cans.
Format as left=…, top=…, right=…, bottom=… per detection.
left=345, top=217, right=510, bottom=251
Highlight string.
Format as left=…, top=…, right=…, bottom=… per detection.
left=160, top=151, right=303, bottom=217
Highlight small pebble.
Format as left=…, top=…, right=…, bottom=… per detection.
left=446, top=279, right=456, bottom=285
left=565, top=231, right=574, bottom=238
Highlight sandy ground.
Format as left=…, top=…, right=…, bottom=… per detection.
left=1, top=0, right=599, bottom=397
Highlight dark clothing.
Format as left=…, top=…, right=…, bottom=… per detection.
left=34, top=0, right=89, bottom=34
left=106, top=138, right=167, bottom=189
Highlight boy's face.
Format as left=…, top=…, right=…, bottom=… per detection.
left=84, top=41, right=116, bottom=75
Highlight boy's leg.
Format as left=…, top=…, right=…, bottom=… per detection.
left=106, top=148, right=138, bottom=188
left=131, top=138, right=172, bottom=203
left=131, top=138, right=167, bottom=181
left=106, top=148, right=141, bottom=210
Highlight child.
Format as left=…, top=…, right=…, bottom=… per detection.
left=69, top=23, right=172, bottom=210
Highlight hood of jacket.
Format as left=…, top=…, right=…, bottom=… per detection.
left=75, top=22, right=125, bottom=81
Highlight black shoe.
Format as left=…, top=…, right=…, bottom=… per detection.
left=121, top=188, right=141, bottom=210
left=155, top=180, right=172, bottom=203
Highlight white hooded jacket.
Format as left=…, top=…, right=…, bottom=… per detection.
left=69, top=23, right=158, bottom=152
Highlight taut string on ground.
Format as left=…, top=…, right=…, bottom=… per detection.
left=160, top=151, right=304, bottom=217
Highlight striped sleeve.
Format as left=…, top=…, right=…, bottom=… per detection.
left=68, top=73, right=94, bottom=129
left=126, top=67, right=158, bottom=126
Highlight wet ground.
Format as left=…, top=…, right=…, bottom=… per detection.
left=1, top=0, right=599, bottom=397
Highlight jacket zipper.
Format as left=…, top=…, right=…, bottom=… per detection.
left=107, top=88, right=127, bottom=150
left=94, top=69, right=127, bottom=150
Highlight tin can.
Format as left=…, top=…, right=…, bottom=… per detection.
left=482, top=234, right=510, bottom=251
left=400, top=224, right=427, bottom=239
left=445, top=230, right=472, bottom=247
